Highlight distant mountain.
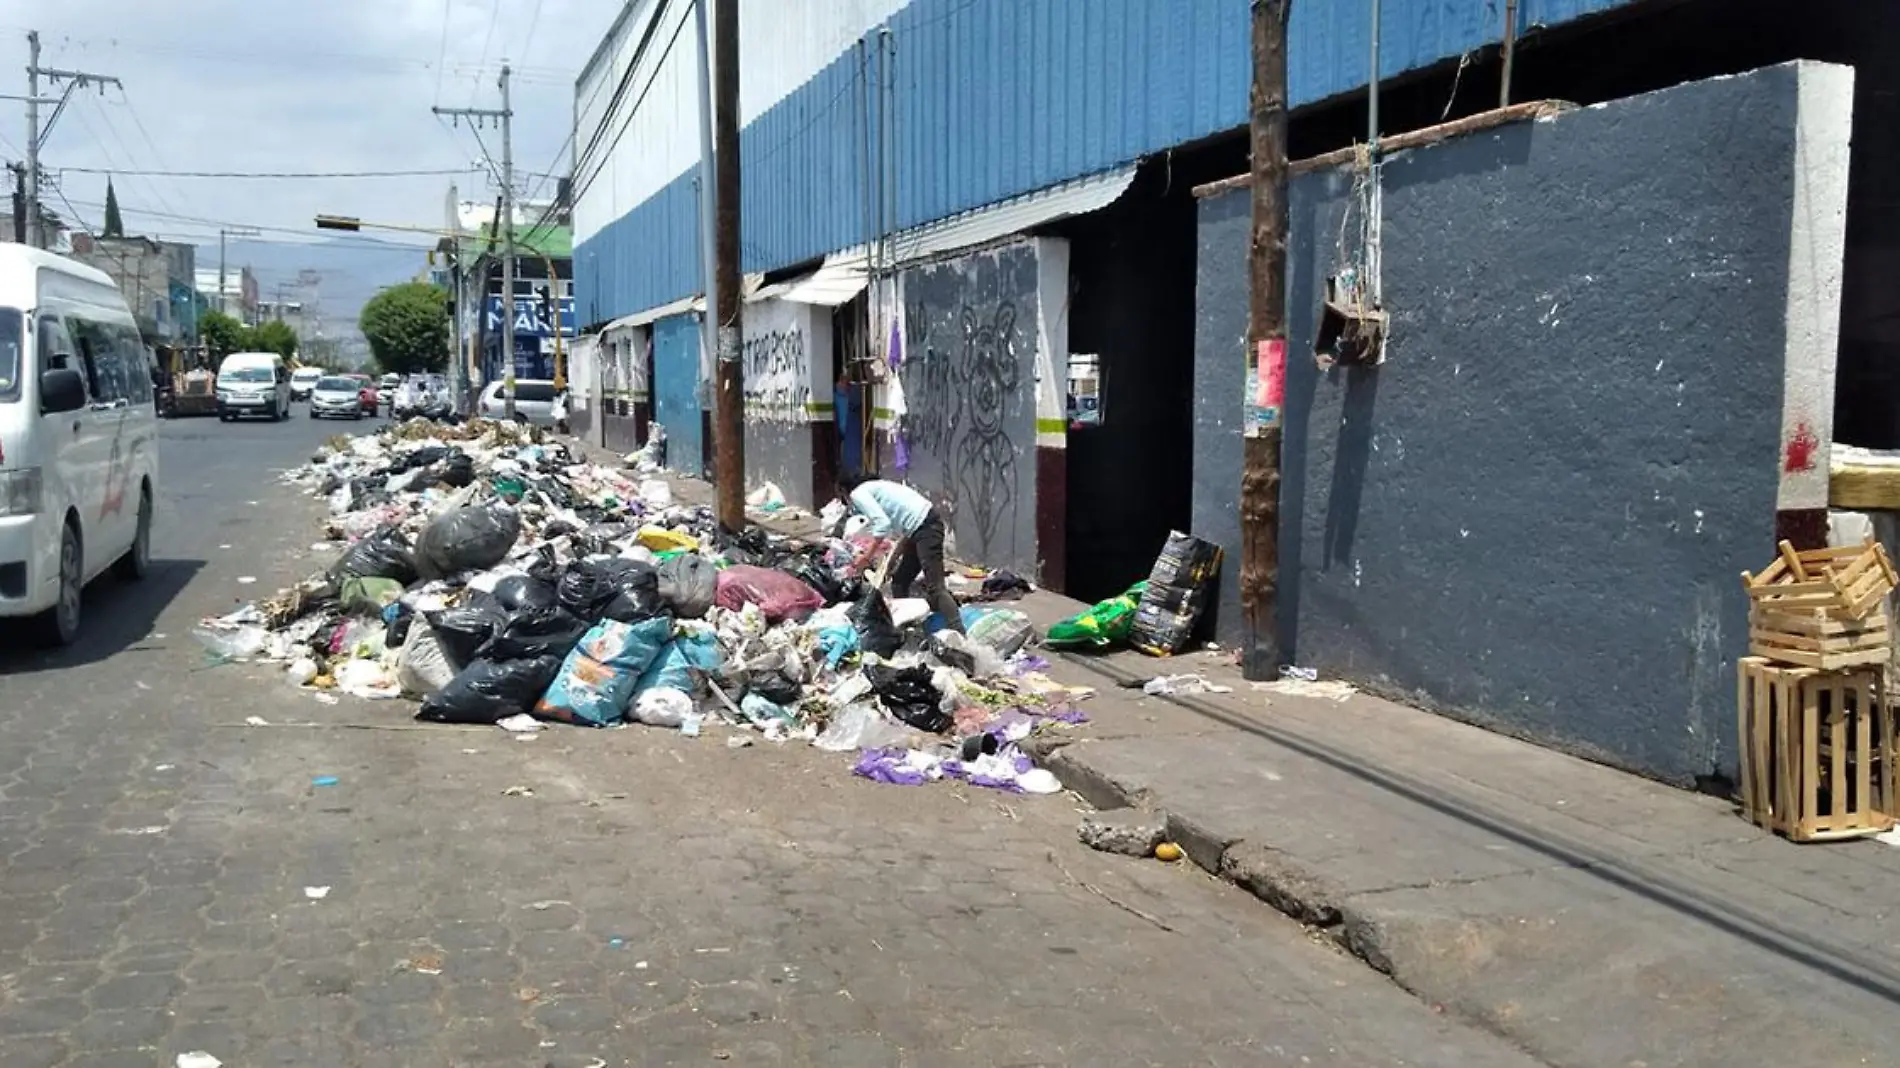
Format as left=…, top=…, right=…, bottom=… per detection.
left=195, top=234, right=431, bottom=344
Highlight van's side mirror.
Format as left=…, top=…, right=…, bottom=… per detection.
left=40, top=368, right=87, bottom=414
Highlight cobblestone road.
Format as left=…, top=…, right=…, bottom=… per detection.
left=0, top=416, right=1545, bottom=1066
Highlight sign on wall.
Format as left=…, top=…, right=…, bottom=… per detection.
left=485, top=295, right=577, bottom=337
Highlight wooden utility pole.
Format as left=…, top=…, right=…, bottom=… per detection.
left=1241, top=0, right=1292, bottom=680
left=710, top=0, right=745, bottom=532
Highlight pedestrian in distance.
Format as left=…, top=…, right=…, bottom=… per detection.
left=838, top=471, right=964, bottom=633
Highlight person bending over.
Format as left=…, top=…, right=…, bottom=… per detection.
left=838, top=472, right=964, bottom=634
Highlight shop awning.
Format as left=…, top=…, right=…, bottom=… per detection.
left=776, top=252, right=871, bottom=307
left=883, top=164, right=1138, bottom=268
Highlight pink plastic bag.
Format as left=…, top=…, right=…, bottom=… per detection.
left=714, top=565, right=825, bottom=623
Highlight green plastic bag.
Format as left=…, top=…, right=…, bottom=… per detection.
left=1044, top=582, right=1147, bottom=649
left=338, top=575, right=405, bottom=614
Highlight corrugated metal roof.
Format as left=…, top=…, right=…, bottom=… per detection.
left=880, top=163, right=1137, bottom=267
left=777, top=251, right=870, bottom=306
left=611, top=293, right=704, bottom=328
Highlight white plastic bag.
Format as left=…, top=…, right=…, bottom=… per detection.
left=396, top=624, right=456, bottom=697
left=814, top=701, right=919, bottom=752
left=638, top=479, right=673, bottom=509
left=746, top=482, right=785, bottom=508
left=193, top=623, right=269, bottom=659
left=632, top=686, right=694, bottom=728
left=336, top=658, right=402, bottom=699
left=889, top=598, right=930, bottom=628
left=819, top=498, right=848, bottom=533
left=285, top=658, right=319, bottom=686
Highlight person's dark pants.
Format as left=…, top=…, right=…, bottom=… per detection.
left=892, top=509, right=963, bottom=633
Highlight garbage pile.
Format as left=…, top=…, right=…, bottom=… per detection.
left=196, top=418, right=1087, bottom=795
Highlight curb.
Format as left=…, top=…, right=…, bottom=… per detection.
left=1043, top=650, right=1413, bottom=978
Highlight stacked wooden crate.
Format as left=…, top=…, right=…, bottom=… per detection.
left=1738, top=539, right=1899, bottom=841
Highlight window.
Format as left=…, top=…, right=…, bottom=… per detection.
left=37, top=316, right=82, bottom=396
left=0, top=308, right=21, bottom=403
left=513, top=382, right=557, bottom=403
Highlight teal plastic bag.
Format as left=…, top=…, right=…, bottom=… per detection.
left=632, top=629, right=725, bottom=697
left=535, top=617, right=672, bottom=727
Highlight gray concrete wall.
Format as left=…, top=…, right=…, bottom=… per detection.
left=742, top=299, right=831, bottom=510
left=898, top=243, right=1042, bottom=576
left=1190, top=61, right=1855, bottom=785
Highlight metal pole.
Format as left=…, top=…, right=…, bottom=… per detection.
left=711, top=0, right=744, bottom=532
left=218, top=230, right=227, bottom=316
left=1500, top=0, right=1519, bottom=108
left=1368, top=0, right=1381, bottom=149
left=1241, top=0, right=1291, bottom=681
left=693, top=0, right=719, bottom=422
left=500, top=61, right=517, bottom=421
left=24, top=30, right=39, bottom=248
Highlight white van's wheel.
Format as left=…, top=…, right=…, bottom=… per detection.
left=115, top=484, right=152, bottom=581
left=33, top=521, right=82, bottom=647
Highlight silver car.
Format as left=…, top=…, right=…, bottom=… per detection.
left=478, top=379, right=563, bottom=427
left=308, top=375, right=366, bottom=420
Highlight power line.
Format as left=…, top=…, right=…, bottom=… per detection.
left=521, top=0, right=547, bottom=64
left=65, top=198, right=436, bottom=250
left=8, top=28, right=576, bottom=83
left=54, top=165, right=482, bottom=180
left=432, top=0, right=454, bottom=104
left=471, top=0, right=504, bottom=105
left=573, top=2, right=693, bottom=208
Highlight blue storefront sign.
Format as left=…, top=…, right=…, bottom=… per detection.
left=485, top=295, right=576, bottom=337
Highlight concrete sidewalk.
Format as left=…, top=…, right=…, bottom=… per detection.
left=992, top=590, right=1900, bottom=1067
left=571, top=440, right=1900, bottom=1064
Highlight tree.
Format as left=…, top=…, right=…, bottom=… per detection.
left=103, top=179, right=124, bottom=238
left=250, top=319, right=299, bottom=360
left=198, top=309, right=248, bottom=356
left=359, top=282, right=449, bottom=375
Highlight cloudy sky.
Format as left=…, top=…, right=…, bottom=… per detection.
left=0, top=0, right=620, bottom=250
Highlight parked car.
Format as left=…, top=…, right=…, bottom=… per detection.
left=379, top=372, right=400, bottom=396
left=0, top=244, right=161, bottom=645
left=308, top=375, right=365, bottom=420
left=477, top=379, right=563, bottom=427
left=344, top=374, right=379, bottom=415
left=289, top=366, right=324, bottom=401
left=215, top=351, right=292, bottom=422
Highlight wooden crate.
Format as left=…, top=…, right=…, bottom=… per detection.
left=1736, top=657, right=1896, bottom=842
left=1749, top=608, right=1890, bottom=669
left=1741, top=539, right=1897, bottom=620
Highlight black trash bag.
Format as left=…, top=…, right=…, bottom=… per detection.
left=492, top=573, right=560, bottom=613
left=657, top=554, right=718, bottom=619
left=522, top=547, right=562, bottom=587
left=329, top=525, right=419, bottom=586
left=385, top=605, right=415, bottom=649
left=576, top=523, right=633, bottom=556
left=927, top=631, right=976, bottom=676
left=424, top=603, right=508, bottom=670
left=865, top=663, right=950, bottom=733
left=477, top=606, right=590, bottom=661
left=393, top=445, right=449, bottom=473
left=848, top=587, right=904, bottom=658
left=417, top=655, right=563, bottom=725
left=751, top=671, right=803, bottom=706
left=421, top=451, right=476, bottom=488
left=781, top=558, right=846, bottom=605
left=560, top=558, right=663, bottom=622
left=414, top=504, right=521, bottom=580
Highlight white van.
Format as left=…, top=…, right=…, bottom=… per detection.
left=216, top=351, right=291, bottom=421
left=289, top=365, right=325, bottom=401
left=0, top=245, right=160, bottom=645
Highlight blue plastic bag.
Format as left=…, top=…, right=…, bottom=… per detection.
left=535, top=617, right=672, bottom=727
left=632, top=629, right=725, bottom=698
left=817, top=624, right=860, bottom=668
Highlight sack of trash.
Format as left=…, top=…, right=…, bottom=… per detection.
left=1128, top=532, right=1224, bottom=656
left=330, top=525, right=420, bottom=586
left=633, top=629, right=725, bottom=698
left=396, top=623, right=457, bottom=696
left=848, top=587, right=904, bottom=658
left=425, top=602, right=508, bottom=669
left=714, top=565, right=824, bottom=623
left=1045, top=582, right=1147, bottom=650
left=966, top=607, right=1035, bottom=657
left=491, top=573, right=561, bottom=613
left=656, top=554, right=718, bottom=619
left=478, top=605, right=590, bottom=661
left=418, top=654, right=565, bottom=725
left=865, top=662, right=950, bottom=733
left=535, top=617, right=673, bottom=727
left=558, top=558, right=664, bottom=623
left=414, top=503, right=521, bottom=580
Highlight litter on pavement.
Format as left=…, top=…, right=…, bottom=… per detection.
left=196, top=418, right=1091, bottom=793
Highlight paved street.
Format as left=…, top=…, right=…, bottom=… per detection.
left=0, top=411, right=1544, bottom=1067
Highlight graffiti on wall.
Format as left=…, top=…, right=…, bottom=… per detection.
left=742, top=326, right=811, bottom=422
left=899, top=243, right=1038, bottom=570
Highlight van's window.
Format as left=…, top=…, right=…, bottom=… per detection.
left=0, top=308, right=21, bottom=403
left=223, top=366, right=273, bottom=383
left=513, top=383, right=558, bottom=403
left=36, top=317, right=84, bottom=402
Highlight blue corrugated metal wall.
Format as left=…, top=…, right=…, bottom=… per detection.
left=576, top=0, right=1644, bottom=325
left=651, top=314, right=704, bottom=477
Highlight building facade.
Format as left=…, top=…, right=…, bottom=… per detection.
left=71, top=234, right=199, bottom=343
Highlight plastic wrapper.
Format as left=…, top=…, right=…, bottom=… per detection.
left=396, top=624, right=457, bottom=696
left=636, top=526, right=698, bottom=553
left=1128, top=532, right=1223, bottom=656
left=417, top=655, right=564, bottom=725
left=338, top=576, right=404, bottom=614
left=743, top=648, right=806, bottom=706
left=1044, top=582, right=1147, bottom=649
left=414, top=503, right=521, bottom=580
left=847, top=588, right=903, bottom=658
left=477, top=606, right=590, bottom=661
left=966, top=608, right=1035, bottom=657
left=929, top=630, right=1006, bottom=679
left=336, top=659, right=402, bottom=699
left=535, top=617, right=673, bottom=727
left=815, top=702, right=919, bottom=752
left=194, top=622, right=270, bottom=659
left=1143, top=530, right=1224, bottom=589
left=713, top=565, right=824, bottom=623
left=329, top=525, right=419, bottom=586
left=865, top=662, right=951, bottom=733
left=657, top=554, right=718, bottom=619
